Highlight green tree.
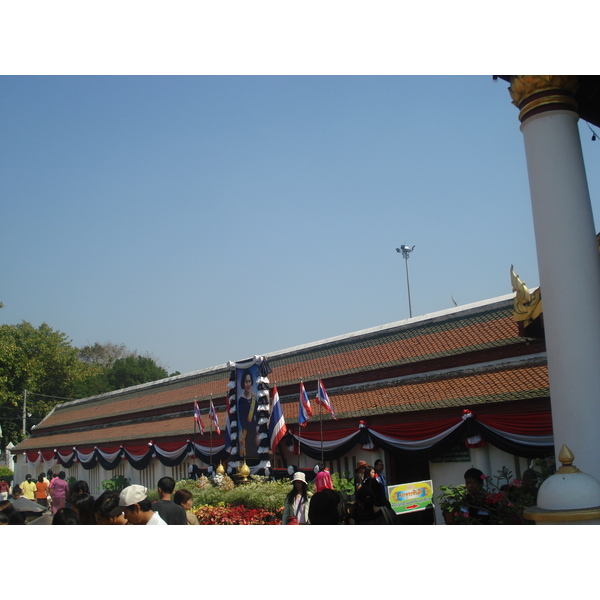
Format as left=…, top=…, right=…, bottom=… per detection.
left=72, top=342, right=178, bottom=397
left=0, top=321, right=95, bottom=446
left=106, top=355, right=169, bottom=389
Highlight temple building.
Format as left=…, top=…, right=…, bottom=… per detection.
left=13, top=285, right=553, bottom=524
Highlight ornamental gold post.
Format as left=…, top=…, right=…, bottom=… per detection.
left=523, top=445, right=600, bottom=524
left=505, top=76, right=600, bottom=483
left=238, top=460, right=250, bottom=482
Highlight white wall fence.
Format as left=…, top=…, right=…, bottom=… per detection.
left=12, top=456, right=200, bottom=495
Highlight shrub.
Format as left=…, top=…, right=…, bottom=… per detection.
left=174, top=476, right=289, bottom=515
left=0, top=466, right=14, bottom=481
left=331, top=471, right=355, bottom=500
left=146, top=488, right=158, bottom=502
left=224, top=479, right=289, bottom=513
left=100, top=474, right=131, bottom=493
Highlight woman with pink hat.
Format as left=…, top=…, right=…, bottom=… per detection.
left=282, top=472, right=311, bottom=524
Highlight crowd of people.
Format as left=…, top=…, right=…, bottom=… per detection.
left=0, top=473, right=199, bottom=526
left=1, top=458, right=429, bottom=525
left=282, top=460, right=398, bottom=525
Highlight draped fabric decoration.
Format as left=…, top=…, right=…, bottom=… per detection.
left=462, top=410, right=485, bottom=448
left=24, top=440, right=229, bottom=472
left=122, top=443, right=155, bottom=471
left=95, top=446, right=123, bottom=471
left=285, top=410, right=554, bottom=461
left=22, top=450, right=57, bottom=470
left=284, top=430, right=297, bottom=455
left=193, top=442, right=227, bottom=465
left=287, top=427, right=362, bottom=460
left=56, top=450, right=76, bottom=469
left=76, top=448, right=98, bottom=470
left=22, top=409, right=553, bottom=471
left=358, top=421, right=375, bottom=451
left=225, top=355, right=272, bottom=471
left=154, top=441, right=193, bottom=467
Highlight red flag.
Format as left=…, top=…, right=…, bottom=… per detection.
left=299, top=382, right=312, bottom=426
left=268, top=385, right=287, bottom=452
left=315, top=379, right=337, bottom=419
left=194, top=400, right=204, bottom=434
left=209, top=398, right=221, bottom=435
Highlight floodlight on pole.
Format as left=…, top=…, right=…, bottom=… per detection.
left=396, top=245, right=415, bottom=318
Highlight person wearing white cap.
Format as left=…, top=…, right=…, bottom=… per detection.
left=110, top=484, right=167, bottom=525
left=282, top=472, right=311, bottom=524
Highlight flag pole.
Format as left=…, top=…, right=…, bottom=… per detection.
left=209, top=394, right=213, bottom=471
left=318, top=376, right=324, bottom=465
left=193, top=396, right=197, bottom=460
left=270, top=380, right=275, bottom=470
left=298, top=380, right=302, bottom=470
left=320, top=401, right=324, bottom=465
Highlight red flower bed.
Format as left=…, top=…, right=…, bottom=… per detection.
left=195, top=505, right=281, bottom=525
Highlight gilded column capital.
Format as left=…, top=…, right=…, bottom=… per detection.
left=508, top=75, right=579, bottom=122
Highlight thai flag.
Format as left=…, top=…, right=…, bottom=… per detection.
left=268, top=386, right=287, bottom=452
left=194, top=400, right=204, bottom=435
left=209, top=398, right=221, bottom=435
left=315, top=379, right=337, bottom=420
left=299, top=381, right=312, bottom=427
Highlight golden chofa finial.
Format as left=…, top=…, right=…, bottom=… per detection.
left=510, top=265, right=542, bottom=325
left=556, top=444, right=581, bottom=474
left=511, top=265, right=531, bottom=309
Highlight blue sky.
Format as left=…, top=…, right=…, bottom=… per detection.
left=2, top=75, right=599, bottom=375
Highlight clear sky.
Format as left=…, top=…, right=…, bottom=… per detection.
left=2, top=75, right=599, bottom=375
left=1, top=4, right=597, bottom=378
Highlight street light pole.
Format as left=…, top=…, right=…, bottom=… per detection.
left=22, top=389, right=27, bottom=436
left=396, top=245, right=415, bottom=318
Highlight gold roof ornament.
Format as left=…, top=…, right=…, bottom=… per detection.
left=511, top=265, right=543, bottom=326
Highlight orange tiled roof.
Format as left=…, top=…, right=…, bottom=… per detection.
left=16, top=297, right=548, bottom=453
left=15, top=361, right=548, bottom=452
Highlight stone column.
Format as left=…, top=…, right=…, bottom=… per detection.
left=508, top=76, right=600, bottom=481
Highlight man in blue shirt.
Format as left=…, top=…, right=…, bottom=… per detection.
left=374, top=459, right=387, bottom=496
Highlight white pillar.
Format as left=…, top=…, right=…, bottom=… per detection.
left=510, top=76, right=600, bottom=481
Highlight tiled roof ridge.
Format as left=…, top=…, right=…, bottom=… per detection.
left=25, top=409, right=194, bottom=442
left=38, top=294, right=516, bottom=421
left=263, top=294, right=515, bottom=361
left=277, top=352, right=548, bottom=403
left=39, top=363, right=231, bottom=418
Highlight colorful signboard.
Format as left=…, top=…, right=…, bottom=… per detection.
left=388, top=480, right=434, bottom=514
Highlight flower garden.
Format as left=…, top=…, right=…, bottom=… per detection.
left=171, top=474, right=294, bottom=525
